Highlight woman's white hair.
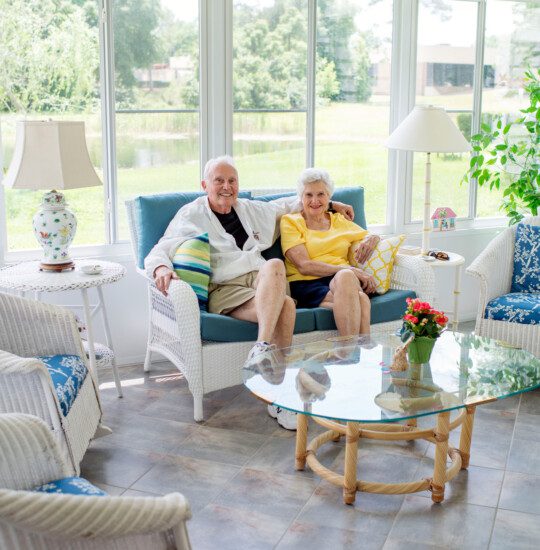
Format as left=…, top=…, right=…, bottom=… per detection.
left=203, top=155, right=236, bottom=181
left=296, top=168, right=334, bottom=198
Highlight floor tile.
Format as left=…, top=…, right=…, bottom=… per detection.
left=386, top=494, right=495, bottom=549
left=276, top=521, right=387, bottom=550
left=296, top=482, right=403, bottom=536
left=519, top=389, right=540, bottom=415
left=415, top=461, right=504, bottom=508
left=172, top=425, right=267, bottom=466
left=499, top=471, right=540, bottom=515
left=213, top=468, right=318, bottom=521
left=131, top=453, right=240, bottom=512
left=513, top=412, right=540, bottom=443
left=489, top=509, right=540, bottom=549
left=188, top=503, right=291, bottom=550
left=506, top=437, right=540, bottom=476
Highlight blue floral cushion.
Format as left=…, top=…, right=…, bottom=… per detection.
left=484, top=292, right=540, bottom=325
left=33, top=477, right=107, bottom=496
left=512, top=223, right=540, bottom=293
left=36, top=355, right=88, bottom=417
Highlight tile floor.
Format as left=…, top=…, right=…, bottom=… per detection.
left=83, top=333, right=540, bottom=550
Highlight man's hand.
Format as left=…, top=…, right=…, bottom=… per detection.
left=354, top=234, right=380, bottom=265
left=331, top=201, right=354, bottom=221
left=154, top=265, right=179, bottom=296
left=351, top=267, right=377, bottom=294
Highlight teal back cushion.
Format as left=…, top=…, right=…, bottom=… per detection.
left=133, top=191, right=251, bottom=269
left=255, top=186, right=366, bottom=261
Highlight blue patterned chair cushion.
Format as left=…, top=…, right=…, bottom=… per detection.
left=36, top=355, right=88, bottom=417
left=512, top=223, right=540, bottom=293
left=33, top=477, right=107, bottom=496
left=484, top=292, right=540, bottom=325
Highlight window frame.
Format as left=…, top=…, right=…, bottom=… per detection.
left=3, top=0, right=526, bottom=265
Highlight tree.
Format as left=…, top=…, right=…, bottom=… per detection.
left=0, top=0, right=99, bottom=113
left=353, top=33, right=372, bottom=102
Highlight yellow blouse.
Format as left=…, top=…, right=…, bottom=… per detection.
left=280, top=212, right=368, bottom=282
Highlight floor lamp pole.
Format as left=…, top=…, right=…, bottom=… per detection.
left=422, top=152, right=431, bottom=256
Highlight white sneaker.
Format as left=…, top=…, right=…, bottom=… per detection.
left=245, top=342, right=285, bottom=384
left=267, top=404, right=297, bottom=431
left=247, top=341, right=275, bottom=361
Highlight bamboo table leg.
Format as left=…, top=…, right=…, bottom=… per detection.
left=459, top=405, right=476, bottom=469
left=431, top=411, right=450, bottom=503
left=295, top=413, right=309, bottom=470
left=343, top=422, right=360, bottom=505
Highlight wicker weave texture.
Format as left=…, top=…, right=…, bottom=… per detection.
left=467, top=215, right=540, bottom=357
left=0, top=414, right=192, bottom=549
left=126, top=189, right=437, bottom=420
left=0, top=293, right=105, bottom=473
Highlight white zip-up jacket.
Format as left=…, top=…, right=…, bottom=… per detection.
left=145, top=195, right=300, bottom=283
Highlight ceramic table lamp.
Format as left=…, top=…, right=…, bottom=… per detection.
left=386, top=105, right=470, bottom=257
left=3, top=120, right=102, bottom=271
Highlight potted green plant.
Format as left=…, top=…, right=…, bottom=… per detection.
left=462, top=68, right=540, bottom=225
left=401, top=298, right=448, bottom=364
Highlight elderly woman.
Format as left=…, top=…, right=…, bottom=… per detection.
left=280, top=168, right=379, bottom=337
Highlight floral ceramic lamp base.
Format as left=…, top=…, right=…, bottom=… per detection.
left=32, top=191, right=77, bottom=271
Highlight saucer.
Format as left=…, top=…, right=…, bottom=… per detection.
left=80, top=264, right=103, bottom=275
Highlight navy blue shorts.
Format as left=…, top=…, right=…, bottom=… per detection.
left=289, top=276, right=333, bottom=308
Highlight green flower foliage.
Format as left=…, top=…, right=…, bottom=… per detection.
left=462, top=68, right=540, bottom=225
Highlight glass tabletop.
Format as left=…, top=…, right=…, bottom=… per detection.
left=242, top=332, right=540, bottom=423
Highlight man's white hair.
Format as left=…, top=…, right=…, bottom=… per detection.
left=203, top=155, right=237, bottom=182
left=296, top=168, right=334, bottom=198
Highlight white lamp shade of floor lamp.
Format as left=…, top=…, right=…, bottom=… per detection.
left=2, top=120, right=101, bottom=270
left=386, top=105, right=470, bottom=256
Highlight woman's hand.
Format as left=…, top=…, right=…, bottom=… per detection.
left=351, top=267, right=377, bottom=294
left=153, top=265, right=179, bottom=296
left=331, top=201, right=354, bottom=221
left=354, top=234, right=380, bottom=265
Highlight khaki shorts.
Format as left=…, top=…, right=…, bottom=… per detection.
left=208, top=271, right=259, bottom=315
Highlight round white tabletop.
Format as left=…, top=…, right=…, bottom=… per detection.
left=0, top=260, right=126, bottom=293
left=421, top=251, right=465, bottom=268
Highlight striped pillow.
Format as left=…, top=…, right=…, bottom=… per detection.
left=172, top=234, right=211, bottom=311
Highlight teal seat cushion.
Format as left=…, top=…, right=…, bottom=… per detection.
left=255, top=186, right=366, bottom=261
left=201, top=308, right=316, bottom=342
left=133, top=191, right=251, bottom=269
left=313, top=289, right=417, bottom=331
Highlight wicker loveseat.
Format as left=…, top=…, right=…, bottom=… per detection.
left=126, top=186, right=435, bottom=421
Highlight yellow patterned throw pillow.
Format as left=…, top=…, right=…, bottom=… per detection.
left=348, top=235, right=405, bottom=294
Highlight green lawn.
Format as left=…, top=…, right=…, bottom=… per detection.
left=3, top=95, right=512, bottom=250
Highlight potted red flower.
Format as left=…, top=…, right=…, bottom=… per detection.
left=401, top=298, right=448, bottom=363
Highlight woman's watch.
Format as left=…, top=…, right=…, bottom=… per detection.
left=328, top=201, right=335, bottom=213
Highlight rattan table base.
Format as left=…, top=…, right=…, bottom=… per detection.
left=295, top=406, right=476, bottom=505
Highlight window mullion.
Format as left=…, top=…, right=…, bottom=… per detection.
left=470, top=0, right=487, bottom=219
left=306, top=0, right=316, bottom=168
left=98, top=0, right=118, bottom=244
left=0, top=122, right=6, bottom=264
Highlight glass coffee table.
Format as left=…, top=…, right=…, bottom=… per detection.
left=243, top=331, right=540, bottom=505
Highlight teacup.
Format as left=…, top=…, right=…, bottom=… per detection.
left=80, top=264, right=103, bottom=275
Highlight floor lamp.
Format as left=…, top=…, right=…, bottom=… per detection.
left=386, top=105, right=470, bottom=257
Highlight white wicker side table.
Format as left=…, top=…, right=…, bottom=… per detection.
left=0, top=260, right=126, bottom=396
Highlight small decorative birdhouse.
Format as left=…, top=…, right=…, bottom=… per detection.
left=431, top=207, right=456, bottom=231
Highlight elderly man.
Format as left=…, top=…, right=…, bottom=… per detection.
left=145, top=156, right=354, bottom=429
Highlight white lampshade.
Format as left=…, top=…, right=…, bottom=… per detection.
left=3, top=120, right=102, bottom=190
left=386, top=105, right=470, bottom=153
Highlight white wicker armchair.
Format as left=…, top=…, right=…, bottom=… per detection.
left=467, top=215, right=540, bottom=356
left=0, top=413, right=192, bottom=550
left=126, top=188, right=436, bottom=421
left=0, top=292, right=108, bottom=474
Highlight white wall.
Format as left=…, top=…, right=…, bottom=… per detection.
left=39, top=225, right=502, bottom=367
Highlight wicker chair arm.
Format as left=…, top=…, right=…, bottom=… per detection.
left=0, top=490, right=191, bottom=540
left=0, top=294, right=86, bottom=360
left=391, top=255, right=436, bottom=303
left=0, top=413, right=69, bottom=490
left=466, top=228, right=515, bottom=306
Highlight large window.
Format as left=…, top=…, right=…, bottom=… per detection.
left=114, top=0, right=200, bottom=239
left=232, top=0, right=308, bottom=188
left=0, top=0, right=103, bottom=250
left=2, top=0, right=540, bottom=256
left=315, top=0, right=393, bottom=225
